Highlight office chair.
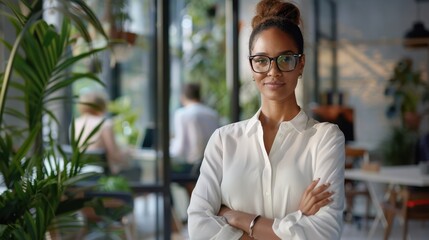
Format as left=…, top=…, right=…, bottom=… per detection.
left=383, top=134, right=429, bottom=240
left=170, top=158, right=202, bottom=197
left=383, top=187, right=429, bottom=240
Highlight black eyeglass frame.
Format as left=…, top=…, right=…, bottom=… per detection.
left=248, top=53, right=303, bottom=73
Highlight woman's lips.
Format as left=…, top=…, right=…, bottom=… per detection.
left=263, top=81, right=285, bottom=89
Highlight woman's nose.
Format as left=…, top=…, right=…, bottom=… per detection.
left=268, top=60, right=282, bottom=76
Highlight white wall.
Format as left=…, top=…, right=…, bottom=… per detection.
left=336, top=0, right=429, bottom=148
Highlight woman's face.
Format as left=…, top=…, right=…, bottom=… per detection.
left=250, top=27, right=305, bottom=104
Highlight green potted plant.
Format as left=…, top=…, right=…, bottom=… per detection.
left=385, top=57, right=429, bottom=130
left=0, top=0, right=109, bottom=238
left=381, top=58, right=429, bottom=166
left=105, top=0, right=137, bottom=45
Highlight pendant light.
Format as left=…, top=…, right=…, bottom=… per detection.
left=404, top=0, right=429, bottom=48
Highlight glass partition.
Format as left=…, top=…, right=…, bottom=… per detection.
left=68, top=0, right=230, bottom=238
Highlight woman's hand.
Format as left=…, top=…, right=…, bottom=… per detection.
left=217, top=205, right=280, bottom=240
left=218, top=205, right=240, bottom=225
left=240, top=234, right=253, bottom=240
left=217, top=205, right=254, bottom=240
left=218, top=205, right=232, bottom=218
left=299, top=178, right=334, bottom=216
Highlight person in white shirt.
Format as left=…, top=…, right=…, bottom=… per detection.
left=187, top=1, right=345, bottom=239
left=74, top=89, right=130, bottom=175
left=170, top=83, right=220, bottom=171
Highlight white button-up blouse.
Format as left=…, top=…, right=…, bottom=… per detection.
left=187, top=109, right=345, bottom=240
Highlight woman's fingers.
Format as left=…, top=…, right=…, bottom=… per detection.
left=305, top=178, right=320, bottom=193
left=302, top=179, right=320, bottom=202
left=312, top=182, right=331, bottom=195
left=307, top=197, right=333, bottom=215
left=303, top=180, right=329, bottom=202
left=307, top=187, right=334, bottom=206
left=303, top=196, right=332, bottom=215
left=312, top=191, right=334, bottom=207
left=299, top=180, right=334, bottom=215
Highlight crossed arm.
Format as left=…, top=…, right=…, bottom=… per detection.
left=218, top=179, right=334, bottom=239
left=188, top=125, right=345, bottom=240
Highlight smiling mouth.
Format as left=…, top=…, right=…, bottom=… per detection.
left=263, top=81, right=285, bottom=86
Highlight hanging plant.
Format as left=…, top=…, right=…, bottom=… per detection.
left=104, top=0, right=137, bottom=45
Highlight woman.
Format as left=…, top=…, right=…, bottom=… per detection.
left=187, top=0, right=345, bottom=239
left=74, top=89, right=129, bottom=175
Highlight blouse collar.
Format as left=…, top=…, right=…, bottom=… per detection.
left=245, top=108, right=310, bottom=135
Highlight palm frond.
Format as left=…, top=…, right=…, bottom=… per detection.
left=0, top=0, right=109, bottom=238
left=0, top=9, right=43, bottom=123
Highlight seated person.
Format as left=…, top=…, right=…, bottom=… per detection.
left=74, top=89, right=131, bottom=175
left=169, top=83, right=220, bottom=223
left=170, top=83, right=220, bottom=174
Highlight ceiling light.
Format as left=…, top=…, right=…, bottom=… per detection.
left=403, top=0, right=429, bottom=48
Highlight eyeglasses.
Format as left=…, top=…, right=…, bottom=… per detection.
left=249, top=53, right=302, bottom=73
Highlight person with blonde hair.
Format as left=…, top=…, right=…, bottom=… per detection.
left=74, top=89, right=129, bottom=175
left=187, top=1, right=345, bottom=239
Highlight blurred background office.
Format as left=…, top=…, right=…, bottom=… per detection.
left=1, top=0, right=424, bottom=159
left=1, top=0, right=429, bottom=239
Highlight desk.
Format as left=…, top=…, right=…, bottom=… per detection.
left=131, top=148, right=160, bottom=183
left=345, top=165, right=429, bottom=186
left=345, top=165, right=429, bottom=239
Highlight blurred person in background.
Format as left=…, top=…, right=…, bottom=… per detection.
left=170, top=82, right=220, bottom=174
left=74, top=89, right=131, bottom=175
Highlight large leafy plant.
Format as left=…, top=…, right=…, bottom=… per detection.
left=0, top=0, right=108, bottom=238
left=381, top=58, right=429, bottom=165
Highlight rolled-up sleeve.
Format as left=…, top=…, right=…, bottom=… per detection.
left=187, top=129, right=243, bottom=240
left=272, top=125, right=345, bottom=240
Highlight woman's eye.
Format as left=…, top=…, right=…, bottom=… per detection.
left=280, top=56, right=293, bottom=63
left=254, top=58, right=268, bottom=64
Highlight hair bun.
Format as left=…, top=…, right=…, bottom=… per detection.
left=252, top=0, right=301, bottom=28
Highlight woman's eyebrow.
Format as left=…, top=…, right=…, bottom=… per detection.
left=251, top=50, right=296, bottom=56
left=278, top=50, right=295, bottom=55
left=251, top=52, right=268, bottom=56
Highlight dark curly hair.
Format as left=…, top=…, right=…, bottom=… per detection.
left=249, top=0, right=304, bottom=55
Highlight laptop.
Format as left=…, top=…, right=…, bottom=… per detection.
left=141, top=126, right=157, bottom=149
